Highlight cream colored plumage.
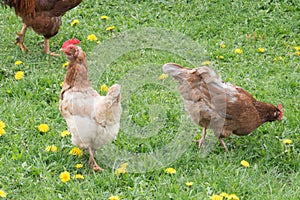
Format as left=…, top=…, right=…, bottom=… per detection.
left=60, top=42, right=122, bottom=171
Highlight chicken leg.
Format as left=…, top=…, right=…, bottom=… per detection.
left=43, top=38, right=60, bottom=56
left=16, top=23, right=29, bottom=52
left=88, top=147, right=104, bottom=171
left=193, top=128, right=207, bottom=148
left=218, top=137, right=228, bottom=152
left=194, top=128, right=229, bottom=151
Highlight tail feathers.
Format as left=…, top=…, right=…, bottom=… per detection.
left=196, top=66, right=225, bottom=93
left=163, top=63, right=184, bottom=74
left=163, top=63, right=194, bottom=81
left=163, top=63, right=229, bottom=112
left=107, top=84, right=121, bottom=104
left=164, top=63, right=223, bottom=87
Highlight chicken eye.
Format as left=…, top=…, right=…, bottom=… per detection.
left=274, top=111, right=280, bottom=117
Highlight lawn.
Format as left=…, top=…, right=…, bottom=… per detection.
left=0, top=0, right=299, bottom=199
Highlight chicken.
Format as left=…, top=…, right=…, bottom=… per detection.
left=59, top=39, right=122, bottom=171
left=163, top=63, right=283, bottom=151
left=2, top=0, right=82, bottom=55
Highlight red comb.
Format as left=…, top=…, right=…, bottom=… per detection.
left=278, top=103, right=283, bottom=119
left=62, top=38, right=80, bottom=49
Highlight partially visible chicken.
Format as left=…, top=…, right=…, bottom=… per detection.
left=163, top=63, right=283, bottom=151
left=2, top=0, right=82, bottom=55
left=60, top=39, right=122, bottom=171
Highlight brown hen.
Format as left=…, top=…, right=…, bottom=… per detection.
left=163, top=63, right=283, bottom=151
left=2, top=0, right=82, bottom=55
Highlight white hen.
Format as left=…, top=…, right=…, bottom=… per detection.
left=59, top=39, right=122, bottom=171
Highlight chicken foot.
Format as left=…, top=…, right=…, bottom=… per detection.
left=218, top=137, right=228, bottom=152
left=194, top=128, right=229, bottom=152
left=43, top=38, right=60, bottom=56
left=88, top=147, right=104, bottom=171
left=15, top=23, right=29, bottom=52
left=193, top=128, right=207, bottom=148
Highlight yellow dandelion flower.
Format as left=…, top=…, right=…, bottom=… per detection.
left=61, top=130, right=70, bottom=137
left=274, top=56, right=283, bottom=61
left=115, top=167, right=126, bottom=175
left=240, top=160, right=250, bottom=167
left=15, top=60, right=22, bottom=65
left=73, top=174, right=85, bottom=179
left=70, top=19, right=80, bottom=26
left=159, top=73, right=168, bottom=80
left=210, top=194, right=223, bottom=200
left=59, top=171, right=70, bottom=183
left=220, top=43, right=226, bottom=48
left=228, top=194, right=239, bottom=200
left=0, top=190, right=7, bottom=198
left=106, top=26, right=115, bottom=31
left=294, top=46, right=300, bottom=51
left=76, top=164, right=83, bottom=169
left=45, top=145, right=51, bottom=152
left=217, top=55, right=224, bottom=59
left=109, top=196, right=120, bottom=200
left=62, top=61, right=69, bottom=68
left=60, top=81, right=64, bottom=87
left=165, top=167, right=176, bottom=174
left=101, top=15, right=109, bottom=20
left=87, top=34, right=98, bottom=41
left=201, top=60, right=212, bottom=66
left=0, top=120, right=5, bottom=129
left=295, top=51, right=300, bottom=56
left=258, top=47, right=265, bottom=53
left=115, top=163, right=128, bottom=175
left=185, top=182, right=193, bottom=187
left=45, top=145, right=58, bottom=152
left=220, top=192, right=229, bottom=198
left=100, top=84, right=109, bottom=92
left=234, top=48, right=243, bottom=54
left=37, top=124, right=49, bottom=133
left=69, top=147, right=83, bottom=156
left=0, top=128, right=5, bottom=136
left=15, top=71, right=24, bottom=80
left=120, top=163, right=128, bottom=168
left=282, top=139, right=292, bottom=145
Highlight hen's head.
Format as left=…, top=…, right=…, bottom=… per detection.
left=60, top=38, right=84, bottom=61
left=275, top=103, right=283, bottom=121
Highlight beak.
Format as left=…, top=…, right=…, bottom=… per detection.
left=277, top=112, right=283, bottom=122
left=277, top=118, right=282, bottom=122
left=60, top=48, right=66, bottom=53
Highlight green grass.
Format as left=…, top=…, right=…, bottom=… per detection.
left=0, top=0, right=300, bottom=199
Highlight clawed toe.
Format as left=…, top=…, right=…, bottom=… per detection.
left=218, top=137, right=229, bottom=152
left=88, top=147, right=104, bottom=171
left=93, top=164, right=104, bottom=171
left=46, top=51, right=60, bottom=56
left=15, top=35, right=29, bottom=52
left=193, top=128, right=207, bottom=148
left=193, top=139, right=204, bottom=148
left=88, top=159, right=104, bottom=171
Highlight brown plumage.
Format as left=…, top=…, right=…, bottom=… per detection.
left=2, top=0, right=82, bottom=55
left=163, top=63, right=283, bottom=151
